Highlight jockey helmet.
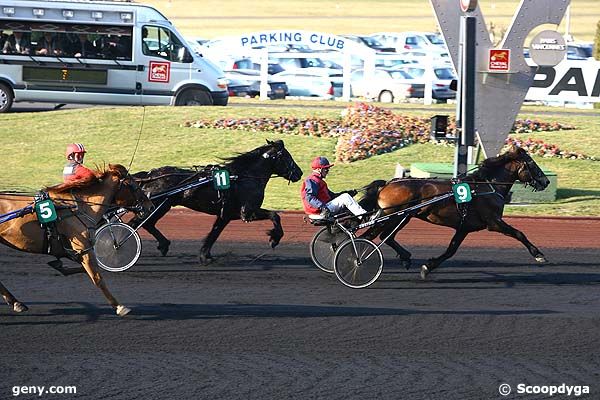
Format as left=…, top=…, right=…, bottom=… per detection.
left=310, top=156, right=334, bottom=169
left=66, top=143, right=86, bottom=159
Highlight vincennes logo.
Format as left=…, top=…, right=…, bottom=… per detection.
left=149, top=61, right=170, bottom=83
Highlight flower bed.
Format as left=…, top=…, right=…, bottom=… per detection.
left=505, top=137, right=597, bottom=161
left=184, top=102, right=585, bottom=163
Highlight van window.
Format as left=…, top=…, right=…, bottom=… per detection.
left=142, top=25, right=190, bottom=63
left=0, top=21, right=132, bottom=60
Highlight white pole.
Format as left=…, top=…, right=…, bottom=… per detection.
left=424, top=52, right=434, bottom=105
left=342, top=50, right=351, bottom=101
left=564, top=5, right=572, bottom=42
left=259, top=48, right=269, bottom=101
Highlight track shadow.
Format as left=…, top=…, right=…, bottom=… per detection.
left=0, top=302, right=559, bottom=323
left=116, top=303, right=561, bottom=321
left=378, top=271, right=600, bottom=290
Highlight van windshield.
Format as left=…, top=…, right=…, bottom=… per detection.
left=142, top=25, right=190, bottom=63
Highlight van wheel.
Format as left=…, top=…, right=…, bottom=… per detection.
left=175, top=89, right=213, bottom=106
left=0, top=83, right=14, bottom=113
left=378, top=90, right=394, bottom=103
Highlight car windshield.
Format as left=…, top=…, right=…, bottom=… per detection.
left=435, top=68, right=455, bottom=79
left=361, top=37, right=383, bottom=47
left=305, top=58, right=326, bottom=68
left=389, top=70, right=413, bottom=79
left=426, top=34, right=445, bottom=45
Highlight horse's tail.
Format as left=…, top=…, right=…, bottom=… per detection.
left=358, top=179, right=387, bottom=212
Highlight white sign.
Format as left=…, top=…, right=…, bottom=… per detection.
left=526, top=59, right=600, bottom=103
left=239, top=30, right=346, bottom=51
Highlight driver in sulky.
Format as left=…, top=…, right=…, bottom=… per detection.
left=300, top=156, right=367, bottom=219
left=63, top=143, right=96, bottom=182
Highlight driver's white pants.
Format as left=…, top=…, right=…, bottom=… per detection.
left=325, top=193, right=367, bottom=216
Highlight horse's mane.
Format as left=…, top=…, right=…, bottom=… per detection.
left=220, top=140, right=283, bottom=168
left=469, top=145, right=523, bottom=180
left=46, top=164, right=128, bottom=193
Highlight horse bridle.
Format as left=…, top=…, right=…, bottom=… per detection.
left=516, top=157, right=544, bottom=190
left=117, top=175, right=151, bottom=215
left=265, top=148, right=297, bottom=182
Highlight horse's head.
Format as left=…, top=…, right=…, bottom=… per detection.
left=109, top=164, right=155, bottom=218
left=262, top=140, right=303, bottom=182
left=503, top=146, right=550, bottom=192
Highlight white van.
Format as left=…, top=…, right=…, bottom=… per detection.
left=0, top=0, right=228, bottom=112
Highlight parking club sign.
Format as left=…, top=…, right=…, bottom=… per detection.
left=488, top=49, right=510, bottom=72
left=149, top=61, right=170, bottom=83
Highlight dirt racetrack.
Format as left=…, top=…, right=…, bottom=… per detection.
left=1, top=211, right=599, bottom=400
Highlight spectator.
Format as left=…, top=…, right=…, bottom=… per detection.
left=35, top=32, right=64, bottom=56
left=72, top=34, right=97, bottom=58
left=2, top=31, right=31, bottom=55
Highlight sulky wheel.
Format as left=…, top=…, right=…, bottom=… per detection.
left=309, top=226, right=348, bottom=274
left=94, top=222, right=142, bottom=272
left=333, top=238, right=383, bottom=289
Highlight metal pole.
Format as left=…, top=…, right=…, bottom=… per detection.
left=454, top=15, right=476, bottom=178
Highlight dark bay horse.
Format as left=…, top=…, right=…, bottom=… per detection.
left=0, top=164, right=153, bottom=316
left=359, top=145, right=550, bottom=279
left=131, top=139, right=303, bottom=264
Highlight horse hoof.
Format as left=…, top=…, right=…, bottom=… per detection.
left=13, top=302, right=28, bottom=313
left=157, top=241, right=171, bottom=257
left=420, top=265, right=429, bottom=280
left=199, top=255, right=214, bottom=266
left=535, top=255, right=547, bottom=263
left=116, top=305, right=131, bottom=317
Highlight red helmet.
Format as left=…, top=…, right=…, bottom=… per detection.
left=310, top=156, right=334, bottom=169
left=66, top=143, right=86, bottom=159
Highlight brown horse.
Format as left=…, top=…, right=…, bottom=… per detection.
left=0, top=164, right=153, bottom=316
left=359, top=145, right=550, bottom=279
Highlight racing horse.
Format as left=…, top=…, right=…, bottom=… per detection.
left=131, top=139, right=303, bottom=264
left=0, top=164, right=153, bottom=316
left=359, top=145, right=550, bottom=278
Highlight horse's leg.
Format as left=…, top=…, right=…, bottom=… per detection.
left=487, top=218, right=547, bottom=263
left=362, top=216, right=412, bottom=269
left=132, top=203, right=172, bottom=256
left=380, top=217, right=413, bottom=270
left=0, top=280, right=28, bottom=313
left=199, top=216, right=231, bottom=265
left=74, top=240, right=130, bottom=316
left=244, top=208, right=283, bottom=248
left=421, top=230, right=469, bottom=279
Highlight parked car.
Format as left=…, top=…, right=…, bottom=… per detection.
left=567, top=42, right=594, bottom=60
left=394, top=49, right=452, bottom=66
left=392, top=64, right=457, bottom=100
left=231, top=58, right=285, bottom=75
left=340, top=34, right=395, bottom=52
left=375, top=53, right=419, bottom=68
left=371, top=31, right=447, bottom=53
left=224, top=69, right=287, bottom=99
left=269, top=55, right=340, bottom=73
left=272, top=68, right=335, bottom=98
left=349, top=68, right=419, bottom=103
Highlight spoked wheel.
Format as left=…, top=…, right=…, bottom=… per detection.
left=309, top=226, right=348, bottom=274
left=94, top=222, right=141, bottom=272
left=333, top=238, right=383, bottom=289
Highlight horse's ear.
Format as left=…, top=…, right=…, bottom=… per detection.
left=266, top=139, right=273, bottom=145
